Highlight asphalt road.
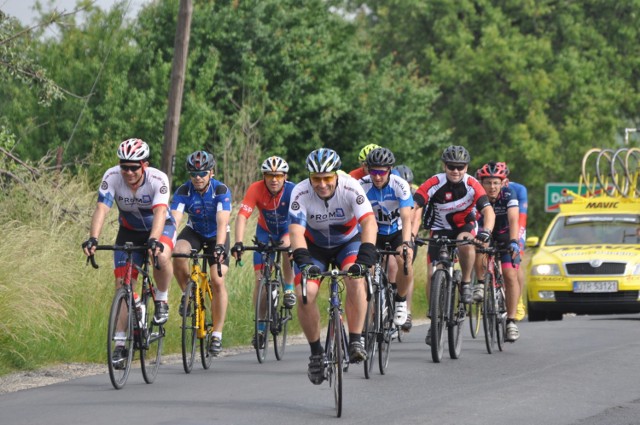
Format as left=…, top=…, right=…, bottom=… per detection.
left=2, top=314, right=640, bottom=424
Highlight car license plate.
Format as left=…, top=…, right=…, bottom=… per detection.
left=573, top=281, right=618, bottom=293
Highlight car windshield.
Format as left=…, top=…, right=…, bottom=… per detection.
left=546, top=214, right=640, bottom=246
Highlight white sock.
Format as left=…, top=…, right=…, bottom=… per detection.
left=155, top=290, right=168, bottom=302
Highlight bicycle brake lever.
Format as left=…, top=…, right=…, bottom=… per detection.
left=87, top=255, right=99, bottom=269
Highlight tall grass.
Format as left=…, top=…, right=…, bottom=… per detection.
left=0, top=170, right=429, bottom=376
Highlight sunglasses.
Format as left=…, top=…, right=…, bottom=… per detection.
left=190, top=170, right=210, bottom=178
left=446, top=163, right=467, bottom=171
left=120, top=164, right=142, bottom=172
left=264, top=173, right=285, bottom=180
left=369, top=168, right=390, bottom=176
left=310, top=173, right=337, bottom=184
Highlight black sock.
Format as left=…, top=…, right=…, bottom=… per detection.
left=349, top=333, right=362, bottom=345
left=309, top=339, right=323, bottom=355
left=507, top=319, right=516, bottom=324
left=394, top=294, right=406, bottom=302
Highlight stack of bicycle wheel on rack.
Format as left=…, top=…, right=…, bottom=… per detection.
left=580, top=147, right=639, bottom=198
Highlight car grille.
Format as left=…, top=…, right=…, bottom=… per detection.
left=555, top=291, right=639, bottom=303
left=565, top=262, right=626, bottom=275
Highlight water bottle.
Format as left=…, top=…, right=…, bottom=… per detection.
left=271, top=283, right=279, bottom=308
left=134, top=292, right=145, bottom=328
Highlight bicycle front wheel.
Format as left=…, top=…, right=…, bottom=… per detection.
left=496, top=286, right=507, bottom=352
left=379, top=286, right=393, bottom=374
left=107, top=288, right=134, bottom=390
left=273, top=286, right=291, bottom=360
left=363, top=285, right=377, bottom=379
left=140, top=289, right=164, bottom=384
left=429, top=270, right=448, bottom=363
left=482, top=272, right=496, bottom=354
left=200, top=281, right=214, bottom=370
left=447, top=283, right=464, bottom=360
left=254, top=278, right=271, bottom=363
left=332, top=312, right=344, bottom=418
left=181, top=280, right=197, bottom=373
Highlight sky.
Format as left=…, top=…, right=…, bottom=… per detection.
left=2, top=0, right=147, bottom=25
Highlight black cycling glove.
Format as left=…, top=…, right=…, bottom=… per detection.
left=355, top=242, right=377, bottom=267
left=147, top=237, right=164, bottom=253
left=476, top=229, right=492, bottom=243
left=293, top=248, right=315, bottom=268
left=232, top=241, right=244, bottom=254
left=82, top=237, right=98, bottom=251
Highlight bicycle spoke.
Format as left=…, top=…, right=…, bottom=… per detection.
left=107, top=288, right=134, bottom=390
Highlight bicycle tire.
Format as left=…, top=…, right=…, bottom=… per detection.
left=447, top=279, right=463, bottom=360
left=140, top=319, right=163, bottom=384
left=482, top=272, right=496, bottom=354
left=429, top=270, right=447, bottom=363
left=625, top=147, right=640, bottom=197
left=496, top=284, right=507, bottom=352
left=200, top=281, right=214, bottom=370
left=363, top=273, right=378, bottom=378
left=581, top=148, right=601, bottom=196
left=379, top=283, right=393, bottom=374
left=273, top=283, right=290, bottom=361
left=254, top=277, right=271, bottom=363
left=107, top=288, right=134, bottom=390
left=181, top=280, right=197, bottom=373
left=332, top=312, right=344, bottom=418
left=595, top=149, right=614, bottom=195
left=611, top=148, right=631, bottom=197
left=468, top=271, right=481, bottom=338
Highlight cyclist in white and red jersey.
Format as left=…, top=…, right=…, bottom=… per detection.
left=411, top=145, right=495, bottom=344
left=82, top=138, right=176, bottom=366
left=289, top=148, right=378, bottom=385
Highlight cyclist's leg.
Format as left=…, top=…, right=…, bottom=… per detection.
left=151, top=222, right=176, bottom=323
left=337, top=239, right=367, bottom=362
left=205, top=236, right=229, bottom=353
left=173, top=230, right=195, bottom=292
left=113, top=228, right=145, bottom=335
left=252, top=227, right=270, bottom=339
left=279, top=233, right=296, bottom=307
left=501, top=249, right=521, bottom=341
left=457, top=226, right=476, bottom=303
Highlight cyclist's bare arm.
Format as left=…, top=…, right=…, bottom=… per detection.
left=216, top=210, right=231, bottom=246
left=400, top=206, right=413, bottom=246
left=411, top=204, right=424, bottom=238
left=85, top=202, right=111, bottom=256
left=478, top=204, right=495, bottom=235
left=233, top=213, right=248, bottom=259
left=289, top=223, right=307, bottom=251
left=507, top=207, right=519, bottom=241
left=359, top=214, right=378, bottom=246
left=149, top=205, right=169, bottom=255
left=171, top=209, right=184, bottom=229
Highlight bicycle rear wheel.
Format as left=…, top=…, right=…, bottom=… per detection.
left=379, top=286, right=393, bottom=374
left=200, top=281, right=214, bottom=369
left=181, top=280, right=197, bottom=373
left=496, top=286, right=507, bottom=352
left=447, top=281, right=464, bottom=360
left=273, top=287, right=291, bottom=360
left=429, top=270, right=448, bottom=363
left=482, top=272, right=496, bottom=354
left=140, top=286, right=164, bottom=384
left=254, top=278, right=271, bottom=363
left=363, top=284, right=377, bottom=379
left=107, top=288, right=134, bottom=390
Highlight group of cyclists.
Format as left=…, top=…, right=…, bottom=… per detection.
left=82, top=138, right=528, bottom=384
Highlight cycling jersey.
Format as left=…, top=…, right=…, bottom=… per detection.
left=170, top=179, right=232, bottom=239
left=238, top=180, right=295, bottom=235
left=478, top=186, right=519, bottom=241
left=98, top=165, right=173, bottom=231
left=289, top=175, right=374, bottom=248
left=359, top=174, right=413, bottom=235
left=414, top=173, right=490, bottom=231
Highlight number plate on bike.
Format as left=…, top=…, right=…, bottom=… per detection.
left=572, top=281, right=618, bottom=293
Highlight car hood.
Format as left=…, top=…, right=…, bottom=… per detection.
left=533, top=245, right=640, bottom=263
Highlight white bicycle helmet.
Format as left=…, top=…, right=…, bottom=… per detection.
left=261, top=156, right=289, bottom=173
left=117, top=138, right=150, bottom=161
left=306, top=148, right=342, bottom=173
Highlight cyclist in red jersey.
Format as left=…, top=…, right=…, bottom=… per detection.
left=348, top=143, right=380, bottom=179
left=411, top=145, right=495, bottom=344
left=232, top=156, right=296, bottom=349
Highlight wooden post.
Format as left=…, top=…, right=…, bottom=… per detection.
left=161, top=0, right=193, bottom=185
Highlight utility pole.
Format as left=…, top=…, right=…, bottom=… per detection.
left=161, top=0, right=193, bottom=185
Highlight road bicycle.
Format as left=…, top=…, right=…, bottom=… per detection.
left=87, top=243, right=165, bottom=389
left=475, top=244, right=508, bottom=354
left=171, top=247, right=222, bottom=373
left=363, top=246, right=403, bottom=378
left=301, top=268, right=352, bottom=418
left=238, top=238, right=293, bottom=363
left=415, top=237, right=471, bottom=363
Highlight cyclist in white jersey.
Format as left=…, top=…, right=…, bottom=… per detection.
left=289, top=148, right=378, bottom=385
left=82, top=139, right=176, bottom=366
left=359, top=147, right=414, bottom=327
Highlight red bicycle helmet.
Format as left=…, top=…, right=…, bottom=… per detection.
left=477, top=161, right=509, bottom=180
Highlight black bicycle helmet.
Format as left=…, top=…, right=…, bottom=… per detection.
left=441, top=145, right=471, bottom=164
left=366, top=147, right=396, bottom=167
left=186, top=151, right=215, bottom=171
left=394, top=164, right=414, bottom=184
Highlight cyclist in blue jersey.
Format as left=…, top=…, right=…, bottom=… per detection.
left=506, top=179, right=528, bottom=321
left=82, top=139, right=176, bottom=365
left=359, top=148, right=414, bottom=326
left=474, top=161, right=521, bottom=342
left=171, top=151, right=232, bottom=356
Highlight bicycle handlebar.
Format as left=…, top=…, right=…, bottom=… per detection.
left=172, top=250, right=223, bottom=277
left=300, top=269, right=369, bottom=305
left=85, top=244, right=160, bottom=270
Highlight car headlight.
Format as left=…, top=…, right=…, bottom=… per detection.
left=531, top=264, right=561, bottom=276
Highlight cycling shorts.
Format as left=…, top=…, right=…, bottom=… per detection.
left=293, top=235, right=361, bottom=285
left=177, top=226, right=230, bottom=267
left=114, top=222, right=176, bottom=279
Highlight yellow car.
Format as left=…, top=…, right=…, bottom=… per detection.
left=526, top=195, right=640, bottom=321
